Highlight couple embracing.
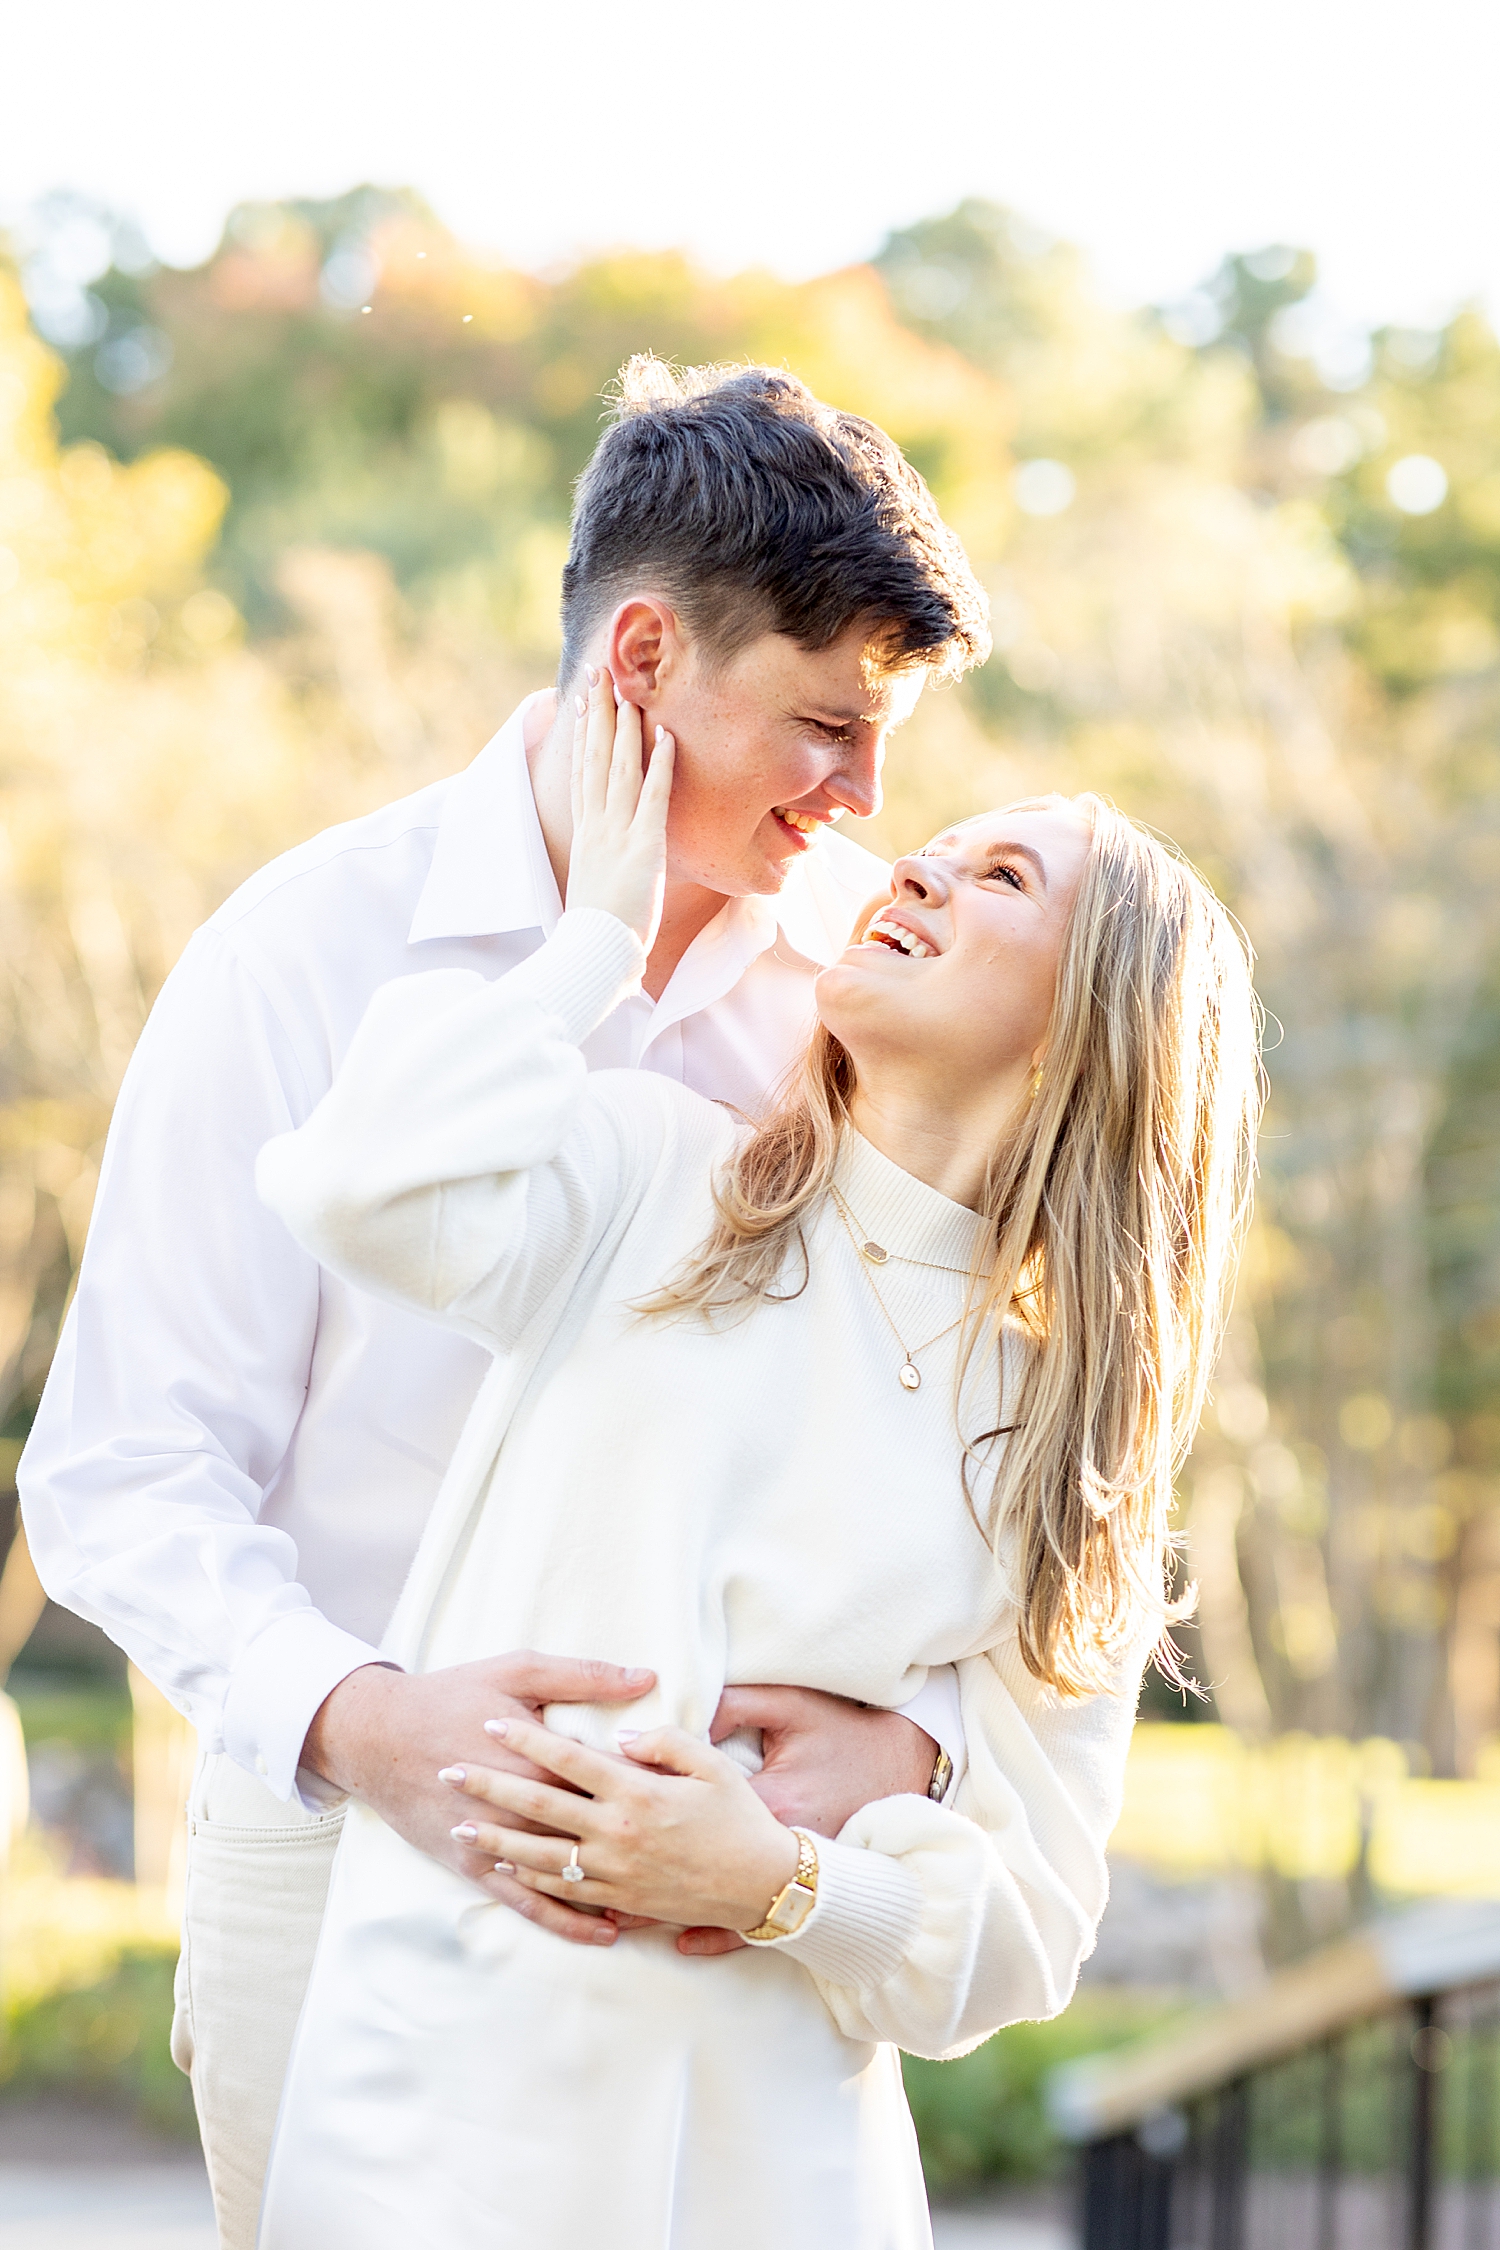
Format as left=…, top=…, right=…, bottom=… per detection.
left=22, top=358, right=1260, bottom=2247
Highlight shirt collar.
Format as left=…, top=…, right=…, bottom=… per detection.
left=408, top=694, right=561, bottom=945
left=408, top=689, right=875, bottom=970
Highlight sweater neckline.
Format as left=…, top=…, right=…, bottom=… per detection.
left=831, top=1131, right=992, bottom=1274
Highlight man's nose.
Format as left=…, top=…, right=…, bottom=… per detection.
left=825, top=737, right=883, bottom=821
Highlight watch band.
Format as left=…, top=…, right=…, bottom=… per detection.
left=742, top=1828, right=819, bottom=1943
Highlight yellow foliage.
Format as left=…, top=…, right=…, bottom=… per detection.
left=1113, top=1724, right=1500, bottom=1901
left=0, top=288, right=517, bottom=1407
left=0, top=276, right=227, bottom=673
left=1368, top=1781, right=1500, bottom=1899
left=6, top=198, right=1500, bottom=1782
left=730, top=264, right=1013, bottom=541
left=373, top=213, right=541, bottom=342
left=0, top=1832, right=176, bottom=2010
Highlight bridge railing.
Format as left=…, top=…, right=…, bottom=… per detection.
left=1048, top=1901, right=1500, bottom=2250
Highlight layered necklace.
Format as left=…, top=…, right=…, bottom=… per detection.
left=828, top=1185, right=978, bottom=1392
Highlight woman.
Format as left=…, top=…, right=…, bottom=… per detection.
left=254, top=673, right=1260, bottom=2247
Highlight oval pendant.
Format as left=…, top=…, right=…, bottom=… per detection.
left=861, top=1241, right=889, bottom=1265
left=899, top=1362, right=922, bottom=1391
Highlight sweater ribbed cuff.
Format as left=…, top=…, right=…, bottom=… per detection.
left=759, top=1836, right=924, bottom=1990
left=506, top=909, right=647, bottom=1048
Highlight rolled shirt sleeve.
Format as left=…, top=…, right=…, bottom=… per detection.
left=19, top=928, right=385, bottom=1804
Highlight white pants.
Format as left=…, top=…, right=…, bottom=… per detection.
left=172, top=1755, right=344, bottom=2250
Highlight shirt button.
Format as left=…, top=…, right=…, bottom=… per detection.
left=254, top=1755, right=269, bottom=1778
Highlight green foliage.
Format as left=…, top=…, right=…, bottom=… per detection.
left=902, top=1993, right=1186, bottom=2191
left=13, top=181, right=1500, bottom=1785
left=0, top=1943, right=194, bottom=2135
left=8, top=1675, right=131, bottom=1746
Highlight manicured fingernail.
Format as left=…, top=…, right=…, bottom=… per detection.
left=585, top=665, right=599, bottom=686
left=484, top=1719, right=510, bottom=1739
left=613, top=685, right=623, bottom=707
left=617, top=1729, right=641, bottom=1745
left=654, top=725, right=664, bottom=745
left=438, top=1766, right=465, bottom=1784
left=625, top=1668, right=652, bottom=1683
left=493, top=1859, right=514, bottom=1873
left=593, top=1925, right=616, bottom=1945
left=574, top=693, right=586, bottom=715
left=450, top=1823, right=478, bottom=1842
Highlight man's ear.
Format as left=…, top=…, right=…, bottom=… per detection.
left=606, top=597, right=683, bottom=705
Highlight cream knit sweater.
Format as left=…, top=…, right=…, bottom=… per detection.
left=258, top=908, right=1142, bottom=2061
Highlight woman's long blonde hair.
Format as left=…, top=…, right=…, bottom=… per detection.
left=646, top=796, right=1263, bottom=1696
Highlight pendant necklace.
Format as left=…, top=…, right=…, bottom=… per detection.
left=829, top=1186, right=972, bottom=1392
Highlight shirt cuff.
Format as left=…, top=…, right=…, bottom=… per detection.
left=760, top=1835, right=924, bottom=1990
left=221, top=1609, right=390, bottom=1810
left=506, top=909, right=647, bottom=1047
left=894, top=1665, right=967, bottom=1803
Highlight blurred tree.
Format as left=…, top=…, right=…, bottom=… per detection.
left=875, top=201, right=1500, bottom=1794
left=8, top=189, right=1500, bottom=1827
left=0, top=266, right=522, bottom=1462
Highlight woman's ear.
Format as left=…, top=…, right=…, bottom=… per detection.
left=606, top=598, right=681, bottom=705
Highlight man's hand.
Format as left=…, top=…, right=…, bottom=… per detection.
left=718, top=1683, right=941, bottom=1827
left=676, top=1684, right=939, bottom=1958
left=302, top=1653, right=655, bottom=1948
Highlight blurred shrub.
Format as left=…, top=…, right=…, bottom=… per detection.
left=0, top=1939, right=191, bottom=2134
left=0, top=1825, right=190, bottom=2132
left=903, top=1990, right=1186, bottom=2191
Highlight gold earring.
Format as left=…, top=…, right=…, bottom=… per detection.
left=1030, top=1065, right=1044, bottom=1098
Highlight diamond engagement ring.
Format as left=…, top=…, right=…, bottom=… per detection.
left=562, top=1844, right=586, bottom=1884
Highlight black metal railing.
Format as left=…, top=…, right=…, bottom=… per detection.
left=1052, top=1905, right=1500, bottom=2250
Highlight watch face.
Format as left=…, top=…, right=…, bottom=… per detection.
left=767, top=1880, right=816, bottom=1936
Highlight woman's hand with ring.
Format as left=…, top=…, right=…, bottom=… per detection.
left=439, top=1715, right=800, bottom=1936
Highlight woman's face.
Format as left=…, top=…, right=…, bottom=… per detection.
left=815, top=799, right=1094, bottom=1099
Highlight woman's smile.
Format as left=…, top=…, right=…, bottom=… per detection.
left=861, top=911, right=942, bottom=958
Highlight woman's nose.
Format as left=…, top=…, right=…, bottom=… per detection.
left=890, top=853, right=948, bottom=902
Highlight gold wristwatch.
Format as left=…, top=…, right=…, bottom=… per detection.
left=742, top=1828, right=819, bottom=1943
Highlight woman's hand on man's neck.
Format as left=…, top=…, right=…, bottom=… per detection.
left=528, top=691, right=725, bottom=1001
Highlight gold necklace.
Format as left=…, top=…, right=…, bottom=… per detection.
left=827, top=1187, right=974, bottom=1277
left=829, top=1189, right=970, bottom=1391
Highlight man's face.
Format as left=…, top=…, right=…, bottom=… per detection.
left=645, top=622, right=925, bottom=898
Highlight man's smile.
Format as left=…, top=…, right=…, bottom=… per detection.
left=770, top=805, right=841, bottom=849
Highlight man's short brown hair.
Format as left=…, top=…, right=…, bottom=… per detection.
left=559, top=357, right=991, bottom=688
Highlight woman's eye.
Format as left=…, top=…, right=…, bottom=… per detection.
left=983, top=862, right=1024, bottom=891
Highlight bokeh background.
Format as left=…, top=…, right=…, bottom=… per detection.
left=5, top=0, right=1500, bottom=2214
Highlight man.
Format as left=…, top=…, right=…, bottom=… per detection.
left=21, top=357, right=991, bottom=2243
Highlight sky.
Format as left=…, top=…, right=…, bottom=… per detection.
left=5, top=0, right=1498, bottom=334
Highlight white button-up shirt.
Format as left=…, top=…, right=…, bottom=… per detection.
left=21, top=695, right=966, bottom=1804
